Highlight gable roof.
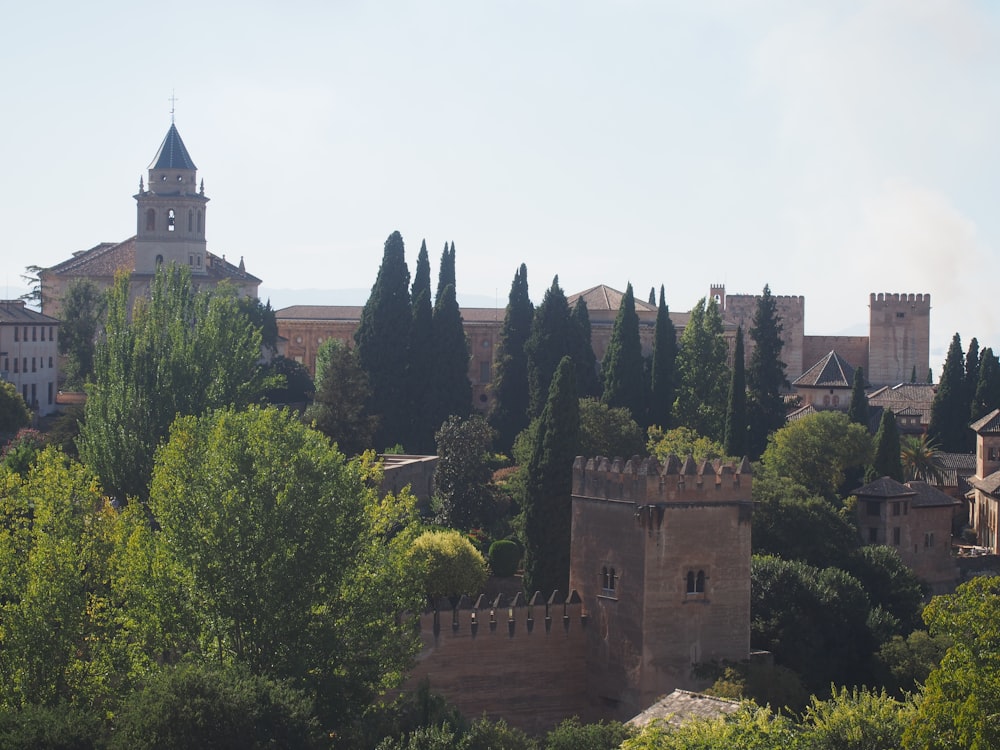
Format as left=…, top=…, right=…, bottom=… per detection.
left=626, top=689, right=741, bottom=729
left=970, top=409, right=1000, bottom=435
left=852, top=476, right=916, bottom=499
left=906, top=481, right=962, bottom=508
left=567, top=284, right=657, bottom=313
left=149, top=123, right=197, bottom=170
left=794, top=350, right=856, bottom=388
left=0, top=301, right=59, bottom=325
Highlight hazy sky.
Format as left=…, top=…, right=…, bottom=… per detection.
left=3, top=0, right=998, bottom=361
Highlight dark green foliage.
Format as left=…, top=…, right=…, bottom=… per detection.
left=305, top=339, right=377, bottom=457
left=648, top=285, right=677, bottom=430
left=430, top=283, right=472, bottom=433
left=356, top=231, right=413, bottom=450
left=570, top=298, right=600, bottom=398
left=435, top=242, right=456, bottom=302
left=847, top=366, right=869, bottom=426
left=522, top=356, right=579, bottom=596
left=747, top=284, right=788, bottom=460
left=488, top=539, right=521, bottom=577
left=578, top=397, right=645, bottom=459
left=752, top=491, right=858, bottom=570
left=57, top=279, right=105, bottom=388
left=911, top=365, right=917, bottom=383
left=408, top=241, right=436, bottom=453
left=972, top=347, right=1000, bottom=421
left=927, top=367, right=933, bottom=384
left=601, top=283, right=646, bottom=424
left=261, top=355, right=313, bottom=405
left=0, top=429, right=45, bottom=477
left=236, top=296, right=278, bottom=356
left=928, top=333, right=968, bottom=453
left=867, top=409, right=902, bottom=482
left=876, top=630, right=951, bottom=696
left=965, top=337, right=980, bottom=424
left=18, top=265, right=42, bottom=308
left=489, top=264, right=534, bottom=454
left=0, top=702, right=104, bottom=750
left=433, top=415, right=497, bottom=531
left=648, top=287, right=656, bottom=305
left=724, top=326, right=747, bottom=457
left=673, top=298, right=729, bottom=442
left=545, top=716, right=632, bottom=749
left=525, top=277, right=575, bottom=419
left=844, top=545, right=924, bottom=636
left=0, top=381, right=30, bottom=437
left=110, top=662, right=323, bottom=750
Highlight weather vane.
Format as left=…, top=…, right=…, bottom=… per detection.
left=168, top=90, right=178, bottom=123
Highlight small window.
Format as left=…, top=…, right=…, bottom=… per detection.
left=47, top=382, right=53, bottom=405
left=3, top=358, right=7, bottom=371
left=146, top=208, right=156, bottom=231
left=188, top=210, right=193, bottom=232
left=601, top=566, right=617, bottom=597
left=49, top=326, right=54, bottom=341
left=696, top=570, right=705, bottom=593
left=13, top=359, right=18, bottom=373
left=686, top=571, right=695, bottom=594
left=13, top=327, right=18, bottom=342
left=22, top=327, right=27, bottom=340
left=896, top=312, right=905, bottom=318
left=893, top=527, right=901, bottom=545
left=22, top=358, right=26, bottom=373
left=32, top=327, right=37, bottom=341
left=31, top=357, right=36, bottom=372
left=892, top=502, right=901, bottom=516
left=197, top=211, right=203, bottom=233
left=196, top=255, right=201, bottom=267
left=867, top=501, right=880, bottom=516
left=48, top=356, right=53, bottom=368
left=869, top=527, right=878, bottom=543
left=924, top=532, right=935, bottom=548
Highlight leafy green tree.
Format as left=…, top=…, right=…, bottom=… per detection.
left=761, top=411, right=872, bottom=503
left=433, top=415, right=498, bottom=531
left=876, top=629, right=951, bottom=696
left=752, top=492, right=858, bottom=570
left=545, top=717, right=632, bottom=750
left=847, top=365, right=869, bottom=426
left=601, top=283, right=646, bottom=424
left=649, top=285, right=677, bottom=430
left=144, top=406, right=424, bottom=732
left=867, top=409, right=903, bottom=482
left=928, top=333, right=968, bottom=453
left=57, top=278, right=105, bottom=388
left=747, top=284, right=788, bottom=459
left=407, top=529, right=488, bottom=605
left=0, top=381, right=30, bottom=437
left=972, top=347, right=1000, bottom=422
left=900, top=434, right=945, bottom=484
left=0, top=428, right=45, bottom=477
left=525, top=277, right=574, bottom=419
left=673, top=297, right=729, bottom=442
left=578, top=397, right=645, bottom=459
left=430, top=282, right=471, bottom=432
left=408, top=241, right=436, bottom=453
left=724, top=326, right=747, bottom=457
left=489, top=264, right=534, bottom=454
left=0, top=701, right=105, bottom=750
left=570, top=298, right=600, bottom=399
left=236, top=295, right=279, bottom=356
left=522, top=356, right=579, bottom=596
left=305, top=339, right=378, bottom=457
left=646, top=425, right=726, bottom=463
left=799, top=686, right=913, bottom=750
left=906, top=575, right=1000, bottom=750
left=844, top=545, right=924, bottom=636
left=623, top=704, right=801, bottom=750
left=77, top=267, right=267, bottom=502
left=356, top=231, right=413, bottom=450
left=260, top=355, right=313, bottom=405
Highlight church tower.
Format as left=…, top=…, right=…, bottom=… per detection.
left=134, top=123, right=209, bottom=275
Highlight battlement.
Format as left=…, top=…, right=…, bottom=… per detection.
left=419, top=590, right=585, bottom=639
left=870, top=292, right=931, bottom=306
left=572, top=454, right=752, bottom=504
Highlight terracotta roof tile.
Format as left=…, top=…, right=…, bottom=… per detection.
left=905, top=481, right=961, bottom=508
left=794, top=350, right=856, bottom=387
left=970, top=409, right=1000, bottom=435
left=852, top=476, right=916, bottom=498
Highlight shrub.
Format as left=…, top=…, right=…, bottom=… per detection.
left=489, top=539, right=521, bottom=577
left=408, top=530, right=488, bottom=602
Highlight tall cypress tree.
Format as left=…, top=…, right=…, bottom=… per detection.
left=648, top=287, right=656, bottom=306
left=649, top=285, right=677, bottom=430
left=673, top=298, right=730, bottom=442
left=928, top=333, right=967, bottom=453
left=525, top=277, right=574, bottom=418
left=747, top=284, right=788, bottom=460
left=407, top=240, right=436, bottom=453
left=570, top=298, right=600, bottom=399
left=867, top=408, right=903, bottom=482
left=964, top=337, right=980, bottom=447
left=724, top=326, right=747, bottom=457
left=522, top=356, right=579, bottom=597
left=430, top=247, right=471, bottom=433
left=355, top=231, right=412, bottom=450
left=847, top=366, right=869, bottom=427
left=489, top=264, right=534, bottom=453
left=972, top=348, right=1000, bottom=422
left=601, top=283, right=646, bottom=424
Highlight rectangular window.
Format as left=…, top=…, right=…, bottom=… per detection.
left=13, top=327, right=18, bottom=342
left=31, top=327, right=36, bottom=341
left=896, top=311, right=905, bottom=318
left=869, top=527, right=879, bottom=543
left=867, top=501, right=880, bottom=517
left=892, top=502, right=901, bottom=516
left=22, top=327, right=27, bottom=341
left=924, top=532, right=935, bottom=548
left=48, top=356, right=53, bottom=368
left=479, top=360, right=490, bottom=383
left=29, top=384, right=35, bottom=406
left=893, top=527, right=901, bottom=545
left=31, top=357, right=35, bottom=372
left=49, top=326, right=54, bottom=341
left=22, top=358, right=26, bottom=374
left=13, top=359, right=18, bottom=373
left=3, top=358, right=7, bottom=372
left=47, top=382, right=52, bottom=405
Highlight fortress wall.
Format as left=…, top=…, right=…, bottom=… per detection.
left=803, top=335, right=869, bottom=375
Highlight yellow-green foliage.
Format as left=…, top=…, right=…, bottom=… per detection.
left=647, top=425, right=726, bottom=463
left=408, top=529, right=487, bottom=600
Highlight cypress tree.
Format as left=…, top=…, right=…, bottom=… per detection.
left=972, top=348, right=1000, bottom=422
left=927, top=368, right=933, bottom=384
left=648, top=287, right=656, bottom=306
left=965, top=337, right=980, bottom=446
left=724, top=326, right=747, bottom=457
left=911, top=365, right=917, bottom=384
left=601, top=283, right=646, bottom=425
left=649, top=285, right=677, bottom=430
left=407, top=240, right=436, bottom=453
left=522, top=356, right=579, bottom=597
left=747, top=284, right=788, bottom=460
left=525, top=277, right=574, bottom=418
left=847, top=366, right=869, bottom=427
left=489, top=264, right=534, bottom=454
left=355, top=231, right=412, bottom=450
left=673, top=298, right=730, bottom=442
left=867, top=409, right=903, bottom=482
left=570, top=298, right=600, bottom=398
left=430, top=255, right=472, bottom=433
left=928, top=333, right=967, bottom=453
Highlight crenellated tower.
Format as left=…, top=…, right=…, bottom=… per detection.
left=868, top=293, right=930, bottom=386
left=134, top=122, right=209, bottom=275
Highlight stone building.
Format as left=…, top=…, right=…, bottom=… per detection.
left=40, top=122, right=260, bottom=319
left=0, top=301, right=60, bottom=417
left=968, top=409, right=1000, bottom=553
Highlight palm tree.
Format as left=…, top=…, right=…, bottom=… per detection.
left=901, top=434, right=946, bottom=484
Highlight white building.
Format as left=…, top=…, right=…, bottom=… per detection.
left=0, top=301, right=59, bottom=416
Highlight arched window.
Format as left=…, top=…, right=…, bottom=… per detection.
left=197, top=210, right=203, bottom=233
left=696, top=570, right=705, bottom=593
left=686, top=571, right=696, bottom=594
left=602, top=566, right=609, bottom=591
left=609, top=567, right=617, bottom=592
left=146, top=208, right=156, bottom=231
left=155, top=254, right=164, bottom=266
left=188, top=210, right=193, bottom=232
left=167, top=209, right=176, bottom=232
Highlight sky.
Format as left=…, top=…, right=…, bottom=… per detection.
left=3, top=0, right=998, bottom=362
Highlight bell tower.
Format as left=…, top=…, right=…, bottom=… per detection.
left=134, top=121, right=209, bottom=275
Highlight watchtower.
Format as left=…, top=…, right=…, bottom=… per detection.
left=868, top=293, right=930, bottom=386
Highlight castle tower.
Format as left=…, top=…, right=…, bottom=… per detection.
left=868, top=293, right=930, bottom=386
left=709, top=284, right=726, bottom=310
left=134, top=123, right=209, bottom=275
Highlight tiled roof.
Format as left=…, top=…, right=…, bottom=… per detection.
left=149, top=124, right=197, bottom=170
left=567, top=284, right=657, bottom=313
left=969, top=469, right=1000, bottom=495
left=0, top=301, right=59, bottom=324
left=786, top=403, right=820, bottom=421
left=202, top=252, right=262, bottom=284
left=939, top=452, right=977, bottom=472
left=852, top=476, right=916, bottom=499
left=970, top=409, right=1000, bottom=435
left=276, top=305, right=365, bottom=321
left=627, top=690, right=741, bottom=729
left=794, top=350, right=855, bottom=388
left=867, top=383, right=936, bottom=423
left=906, top=481, right=962, bottom=508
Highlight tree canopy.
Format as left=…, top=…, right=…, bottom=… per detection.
left=601, top=282, right=646, bottom=424
left=673, top=297, right=729, bottom=442
left=57, top=278, right=105, bottom=388
left=867, top=409, right=903, bottom=482
left=525, top=277, right=575, bottom=419
left=648, top=285, right=677, bottom=430
left=928, top=333, right=968, bottom=453
left=746, top=284, right=787, bottom=459
left=724, top=325, right=747, bottom=458
left=306, top=339, right=378, bottom=457
left=489, top=264, right=534, bottom=454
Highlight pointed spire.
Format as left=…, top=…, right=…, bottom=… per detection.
left=139, top=176, right=144, bottom=193
left=149, top=123, right=197, bottom=170
left=199, top=179, right=204, bottom=195
left=238, top=256, right=245, bottom=272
